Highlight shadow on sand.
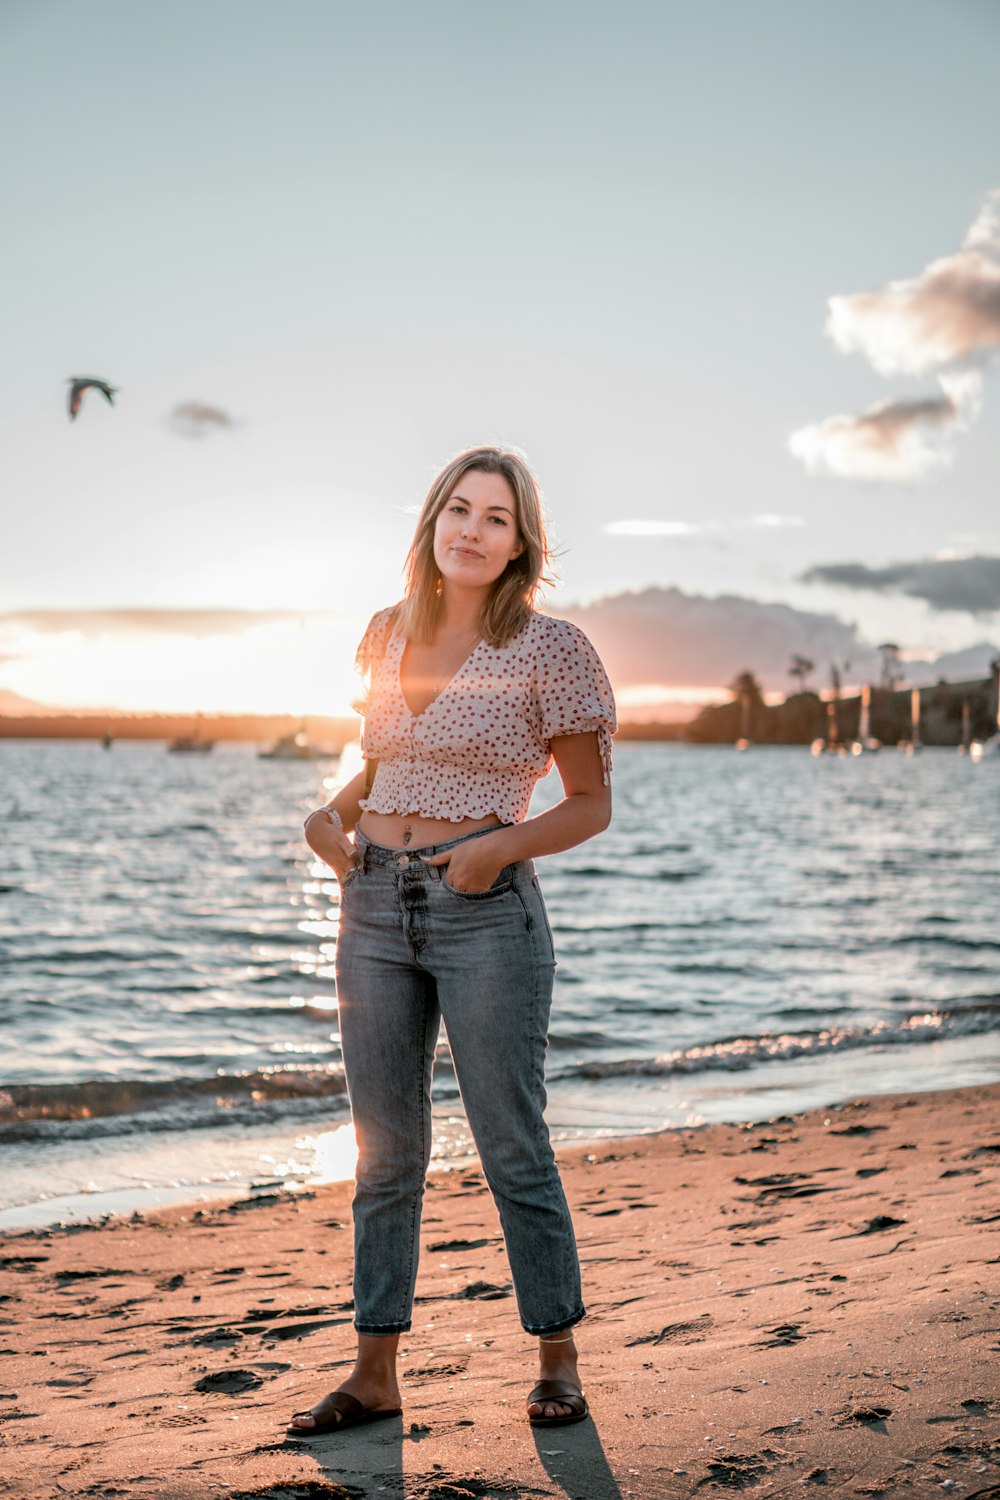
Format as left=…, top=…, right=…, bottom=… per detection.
left=276, top=1405, right=625, bottom=1499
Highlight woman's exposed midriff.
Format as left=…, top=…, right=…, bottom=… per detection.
left=357, top=809, right=505, bottom=851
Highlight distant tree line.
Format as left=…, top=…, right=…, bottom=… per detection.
left=688, top=665, right=999, bottom=746
left=0, top=712, right=357, bottom=745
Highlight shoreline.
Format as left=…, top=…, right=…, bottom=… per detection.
left=3, top=1080, right=998, bottom=1499
left=3, top=1033, right=998, bottom=1234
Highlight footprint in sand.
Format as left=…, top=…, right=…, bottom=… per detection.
left=626, top=1316, right=713, bottom=1346
left=192, top=1326, right=244, bottom=1347
left=701, top=1453, right=775, bottom=1487
left=838, top=1404, right=891, bottom=1428
left=755, top=1323, right=807, bottom=1348
left=454, top=1281, right=511, bottom=1301
left=852, top=1215, right=907, bottom=1236
left=194, top=1369, right=263, bottom=1395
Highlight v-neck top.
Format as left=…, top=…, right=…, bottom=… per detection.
left=353, top=607, right=617, bottom=825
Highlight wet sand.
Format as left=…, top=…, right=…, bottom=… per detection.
left=2, top=1082, right=998, bottom=1499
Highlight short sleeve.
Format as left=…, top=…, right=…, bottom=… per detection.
left=533, top=619, right=617, bottom=785
left=354, top=606, right=398, bottom=678
left=351, top=605, right=398, bottom=717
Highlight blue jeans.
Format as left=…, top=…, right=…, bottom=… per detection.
left=334, top=825, right=585, bottom=1337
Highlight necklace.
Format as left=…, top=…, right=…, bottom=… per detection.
left=426, top=628, right=481, bottom=700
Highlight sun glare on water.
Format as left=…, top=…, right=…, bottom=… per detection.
left=298, top=1122, right=360, bottom=1184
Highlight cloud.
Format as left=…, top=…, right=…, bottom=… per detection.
left=791, top=188, right=1000, bottom=482
left=605, top=520, right=703, bottom=537
left=556, top=586, right=879, bottom=693
left=902, top=641, right=999, bottom=685
left=789, top=371, right=982, bottom=482
left=827, top=191, right=1000, bottom=377
left=0, top=608, right=301, bottom=639
left=168, top=401, right=238, bottom=439
left=802, top=554, right=1000, bottom=616
left=604, top=514, right=804, bottom=537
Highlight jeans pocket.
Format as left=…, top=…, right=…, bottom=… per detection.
left=339, top=860, right=362, bottom=894
left=442, top=866, right=514, bottom=900
left=531, top=874, right=557, bottom=961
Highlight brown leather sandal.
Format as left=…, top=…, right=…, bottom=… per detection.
left=527, top=1379, right=589, bottom=1427
left=287, top=1392, right=402, bottom=1437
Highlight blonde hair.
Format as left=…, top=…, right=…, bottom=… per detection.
left=394, top=445, right=555, bottom=647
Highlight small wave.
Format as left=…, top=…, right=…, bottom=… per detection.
left=145, top=822, right=217, bottom=838
left=561, top=867, right=707, bottom=883
left=556, top=1001, right=1000, bottom=1082
left=9, top=946, right=194, bottom=967
left=670, top=961, right=775, bottom=977
left=547, top=1028, right=619, bottom=1051
left=559, top=920, right=676, bottom=936
left=889, top=934, right=1000, bottom=952
left=0, top=1066, right=349, bottom=1141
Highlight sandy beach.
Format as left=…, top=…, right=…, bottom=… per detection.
left=2, top=1082, right=998, bottom=1500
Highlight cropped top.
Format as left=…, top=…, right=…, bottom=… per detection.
left=354, top=607, right=617, bottom=826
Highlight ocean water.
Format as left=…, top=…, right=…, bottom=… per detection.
left=2, top=738, right=998, bottom=1230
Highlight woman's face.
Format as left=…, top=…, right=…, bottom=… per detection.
left=432, top=469, right=524, bottom=590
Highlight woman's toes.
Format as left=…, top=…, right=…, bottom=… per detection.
left=528, top=1399, right=571, bottom=1418
left=290, top=1399, right=342, bottom=1429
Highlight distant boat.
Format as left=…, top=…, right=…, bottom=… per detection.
left=849, top=684, right=880, bottom=755
left=102, top=728, right=114, bottom=750
left=258, top=729, right=334, bottom=761
left=168, top=717, right=214, bottom=753
left=734, top=689, right=752, bottom=752
left=904, top=687, right=923, bottom=755
left=970, top=658, right=1000, bottom=761
left=811, top=698, right=844, bottom=756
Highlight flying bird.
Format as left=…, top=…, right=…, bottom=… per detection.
left=67, top=376, right=117, bottom=421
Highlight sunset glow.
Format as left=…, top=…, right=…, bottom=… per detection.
left=0, top=614, right=370, bottom=717
left=2, top=4, right=998, bottom=722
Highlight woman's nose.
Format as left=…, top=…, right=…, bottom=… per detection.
left=460, top=512, right=481, bottom=538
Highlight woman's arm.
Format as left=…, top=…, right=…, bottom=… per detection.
left=422, top=732, right=611, bottom=891
left=493, top=731, right=611, bottom=859
left=303, top=768, right=367, bottom=879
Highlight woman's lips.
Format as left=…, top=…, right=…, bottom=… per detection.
left=450, top=546, right=484, bottom=558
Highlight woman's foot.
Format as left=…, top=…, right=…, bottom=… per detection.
left=527, top=1333, right=582, bottom=1422
left=287, top=1376, right=402, bottom=1431
left=288, top=1334, right=401, bottom=1432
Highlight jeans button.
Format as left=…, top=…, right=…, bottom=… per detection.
left=397, top=854, right=410, bottom=867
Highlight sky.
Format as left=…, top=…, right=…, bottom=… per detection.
left=1, top=0, right=999, bottom=717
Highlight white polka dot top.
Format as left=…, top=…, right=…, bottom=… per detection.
left=354, top=608, right=617, bottom=825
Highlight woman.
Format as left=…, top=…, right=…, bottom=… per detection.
left=291, top=445, right=616, bottom=1436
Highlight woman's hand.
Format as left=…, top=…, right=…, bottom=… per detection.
left=304, top=811, right=358, bottom=883
left=421, top=836, right=507, bottom=894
